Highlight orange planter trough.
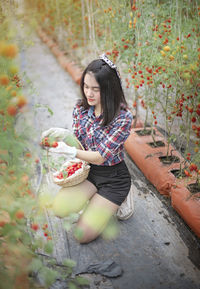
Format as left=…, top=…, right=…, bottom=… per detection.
left=37, top=26, right=82, bottom=85
left=171, top=180, right=200, bottom=238
left=124, top=127, right=186, bottom=196
left=63, top=59, right=82, bottom=85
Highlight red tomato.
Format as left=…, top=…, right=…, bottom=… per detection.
left=52, top=141, right=58, bottom=148
left=56, top=172, right=63, bottom=179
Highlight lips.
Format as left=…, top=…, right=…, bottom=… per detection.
left=87, top=98, right=95, bottom=102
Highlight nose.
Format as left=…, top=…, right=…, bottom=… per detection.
left=86, top=88, right=94, bottom=97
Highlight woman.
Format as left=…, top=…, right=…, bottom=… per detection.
left=43, top=54, right=133, bottom=243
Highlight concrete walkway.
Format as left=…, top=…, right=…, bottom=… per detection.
left=17, top=23, right=200, bottom=289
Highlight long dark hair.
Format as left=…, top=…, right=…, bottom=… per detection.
left=80, top=59, right=128, bottom=126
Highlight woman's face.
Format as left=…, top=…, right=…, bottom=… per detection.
left=83, top=72, right=101, bottom=109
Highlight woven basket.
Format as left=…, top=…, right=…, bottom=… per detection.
left=48, top=139, right=90, bottom=187
left=52, top=159, right=90, bottom=187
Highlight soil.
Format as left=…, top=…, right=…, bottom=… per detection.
left=135, top=128, right=156, bottom=136
left=170, top=168, right=187, bottom=178
left=187, top=183, right=200, bottom=195
left=159, top=155, right=180, bottom=164
left=147, top=140, right=165, bottom=148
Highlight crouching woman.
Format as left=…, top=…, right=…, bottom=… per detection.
left=43, top=54, right=133, bottom=243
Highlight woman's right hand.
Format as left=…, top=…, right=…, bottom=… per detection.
left=49, top=141, right=77, bottom=158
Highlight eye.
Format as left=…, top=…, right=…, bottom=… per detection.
left=93, top=88, right=100, bottom=92
left=84, top=84, right=88, bottom=89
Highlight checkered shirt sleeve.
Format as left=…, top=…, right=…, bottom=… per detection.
left=96, top=110, right=133, bottom=163
left=72, top=104, right=81, bottom=139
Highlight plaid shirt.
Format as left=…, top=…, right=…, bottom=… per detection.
left=72, top=102, right=133, bottom=166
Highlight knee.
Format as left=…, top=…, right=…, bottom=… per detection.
left=52, top=193, right=71, bottom=218
left=52, top=189, right=87, bottom=218
left=73, top=223, right=99, bottom=244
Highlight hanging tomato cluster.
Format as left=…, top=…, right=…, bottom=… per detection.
left=41, top=137, right=58, bottom=148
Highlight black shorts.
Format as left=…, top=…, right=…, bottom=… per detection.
left=87, top=160, right=131, bottom=206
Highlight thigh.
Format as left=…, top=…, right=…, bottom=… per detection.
left=52, top=180, right=97, bottom=218
left=88, top=162, right=131, bottom=206
left=74, top=193, right=119, bottom=243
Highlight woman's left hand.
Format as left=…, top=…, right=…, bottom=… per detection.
left=41, top=127, right=71, bottom=141
left=49, top=141, right=77, bottom=158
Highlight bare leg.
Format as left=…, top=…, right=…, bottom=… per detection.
left=52, top=180, right=97, bottom=218
left=74, top=193, right=119, bottom=243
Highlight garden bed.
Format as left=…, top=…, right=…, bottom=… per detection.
left=125, top=127, right=200, bottom=238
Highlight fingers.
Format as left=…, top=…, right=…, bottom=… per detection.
left=41, top=128, right=53, bottom=139
left=41, top=127, right=61, bottom=140
left=48, top=141, right=68, bottom=153
left=42, top=128, right=71, bottom=140
left=49, top=142, right=77, bottom=158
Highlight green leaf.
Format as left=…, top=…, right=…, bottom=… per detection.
left=44, top=241, right=53, bottom=254
left=34, top=103, right=54, bottom=116
left=102, top=218, right=119, bottom=240
left=75, top=276, right=90, bottom=286
left=68, top=213, right=79, bottom=223
left=40, top=267, right=59, bottom=287
left=29, top=258, right=43, bottom=272
left=63, top=258, right=76, bottom=268
left=68, top=281, right=78, bottom=289
left=64, top=135, right=82, bottom=149
left=47, top=107, right=54, bottom=116
left=62, top=221, right=72, bottom=232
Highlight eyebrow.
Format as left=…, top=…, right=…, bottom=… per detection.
left=84, top=82, right=100, bottom=89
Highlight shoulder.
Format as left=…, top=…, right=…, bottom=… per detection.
left=74, top=99, right=83, bottom=110
left=106, top=107, right=133, bottom=131
left=73, top=99, right=88, bottom=117
left=117, top=106, right=133, bottom=122
left=107, top=108, right=132, bottom=131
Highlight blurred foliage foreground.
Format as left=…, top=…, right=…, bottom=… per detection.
left=0, top=5, right=119, bottom=289
left=0, top=14, right=60, bottom=289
